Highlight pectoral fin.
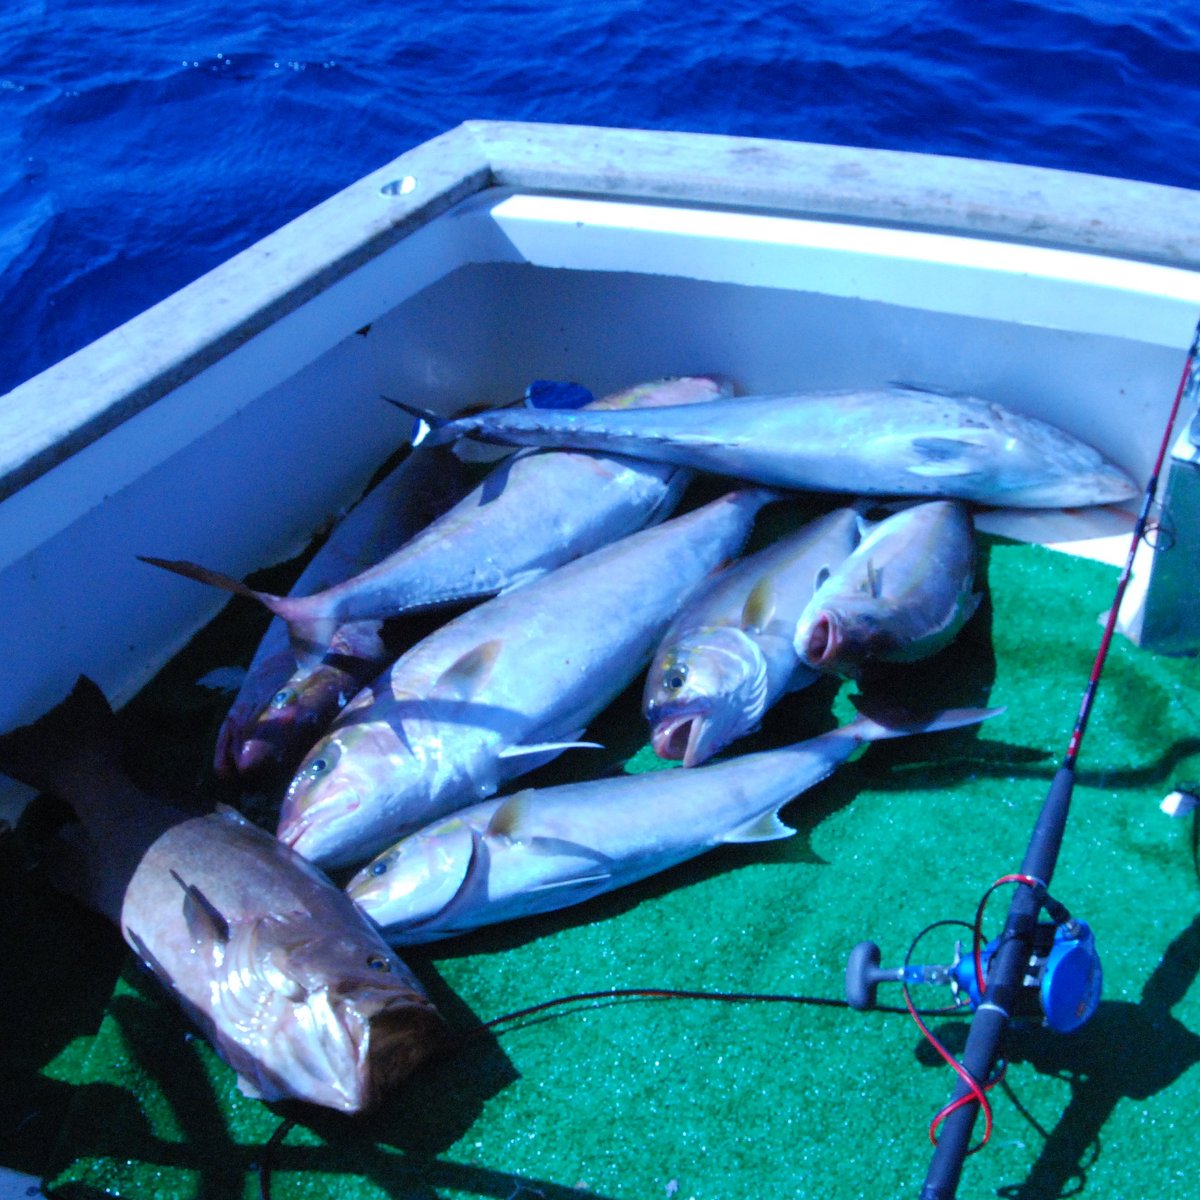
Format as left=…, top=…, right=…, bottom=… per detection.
left=723, top=810, right=796, bottom=843
left=740, top=578, right=776, bottom=633
left=905, top=435, right=988, bottom=478
left=864, top=559, right=882, bottom=598
left=486, top=790, right=537, bottom=840
left=486, top=793, right=614, bottom=880
left=906, top=461, right=979, bottom=478
left=172, top=871, right=231, bottom=948
left=498, top=739, right=603, bottom=760
left=526, top=872, right=612, bottom=895
left=497, top=568, right=549, bottom=595
left=432, top=640, right=503, bottom=700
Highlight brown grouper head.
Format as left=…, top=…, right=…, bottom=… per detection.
left=125, top=849, right=447, bottom=1115
left=245, top=914, right=446, bottom=1112
left=642, top=627, right=769, bottom=767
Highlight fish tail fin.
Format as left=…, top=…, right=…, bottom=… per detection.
left=0, top=675, right=123, bottom=796
left=844, top=694, right=1005, bottom=743
left=138, top=555, right=283, bottom=608
left=138, top=556, right=336, bottom=668
left=381, top=396, right=458, bottom=447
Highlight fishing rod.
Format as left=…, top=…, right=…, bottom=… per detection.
left=845, top=315, right=1200, bottom=1199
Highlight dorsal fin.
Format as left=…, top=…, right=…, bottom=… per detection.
left=432, top=640, right=503, bottom=700
left=498, top=739, right=603, bottom=759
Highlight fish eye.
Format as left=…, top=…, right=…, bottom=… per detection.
left=299, top=743, right=340, bottom=783
left=366, top=954, right=391, bottom=972
left=270, top=688, right=298, bottom=709
left=665, top=664, right=687, bottom=689
left=370, top=861, right=388, bottom=877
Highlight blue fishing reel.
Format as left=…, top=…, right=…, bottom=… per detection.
left=847, top=918, right=1102, bottom=1033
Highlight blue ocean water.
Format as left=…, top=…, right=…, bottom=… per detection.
left=1, top=0, right=1198, bottom=398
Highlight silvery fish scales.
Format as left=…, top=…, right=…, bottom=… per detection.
left=147, top=376, right=727, bottom=750
left=427, top=385, right=1138, bottom=508
left=277, top=489, right=773, bottom=869
left=644, top=506, right=861, bottom=765
left=348, top=704, right=1000, bottom=943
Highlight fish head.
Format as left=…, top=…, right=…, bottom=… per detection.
left=908, top=401, right=1138, bottom=507
left=643, top=627, right=769, bottom=766
left=277, top=727, right=402, bottom=868
left=209, top=908, right=444, bottom=1112
left=346, top=815, right=478, bottom=935
left=987, top=402, right=1138, bottom=507
left=235, top=666, right=357, bottom=779
left=793, top=597, right=896, bottom=675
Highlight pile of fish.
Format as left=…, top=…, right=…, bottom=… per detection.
left=1, top=374, right=1138, bottom=1113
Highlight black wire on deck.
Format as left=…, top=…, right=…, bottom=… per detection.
left=255, top=980, right=969, bottom=1197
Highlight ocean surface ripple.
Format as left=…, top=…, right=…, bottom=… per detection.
left=1, top=0, right=1197, bottom=396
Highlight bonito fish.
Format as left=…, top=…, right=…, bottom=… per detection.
left=278, top=488, right=775, bottom=870
left=792, top=500, right=981, bottom=675
left=0, top=678, right=444, bottom=1114
left=143, top=376, right=729, bottom=675
left=410, top=384, right=1138, bottom=508
left=644, top=506, right=861, bottom=766
left=347, top=701, right=1001, bottom=943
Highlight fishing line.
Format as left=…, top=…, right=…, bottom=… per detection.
left=919, top=315, right=1200, bottom=1200
left=254, top=980, right=968, bottom=1197
left=1063, top=319, right=1199, bottom=770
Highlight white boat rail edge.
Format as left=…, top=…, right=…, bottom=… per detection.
left=0, top=120, right=1197, bottom=820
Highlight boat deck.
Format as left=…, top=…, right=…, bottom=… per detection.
left=3, top=124, right=1200, bottom=1199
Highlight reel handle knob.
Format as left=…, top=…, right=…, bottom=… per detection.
left=846, top=940, right=898, bottom=1010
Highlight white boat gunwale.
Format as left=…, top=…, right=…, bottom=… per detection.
left=2, top=119, right=1199, bottom=816
left=7, top=119, right=1200, bottom=503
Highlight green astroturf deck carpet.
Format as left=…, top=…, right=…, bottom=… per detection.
left=5, top=528, right=1200, bottom=1200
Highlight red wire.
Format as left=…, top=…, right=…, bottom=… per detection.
left=902, top=974, right=1000, bottom=1151
left=972, top=873, right=1041, bottom=996
left=903, top=872, right=1041, bottom=1152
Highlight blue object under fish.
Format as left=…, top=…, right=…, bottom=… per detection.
left=524, top=380, right=595, bottom=409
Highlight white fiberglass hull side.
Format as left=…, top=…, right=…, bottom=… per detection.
left=2, top=121, right=1198, bottom=815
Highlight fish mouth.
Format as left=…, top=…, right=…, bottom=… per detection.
left=277, top=811, right=312, bottom=852
left=800, top=612, right=841, bottom=668
left=271, top=987, right=443, bottom=1113
left=650, top=710, right=712, bottom=767
left=360, top=993, right=448, bottom=1105
left=278, top=800, right=367, bottom=870
left=256, top=984, right=441, bottom=1113
left=213, top=714, right=244, bottom=781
